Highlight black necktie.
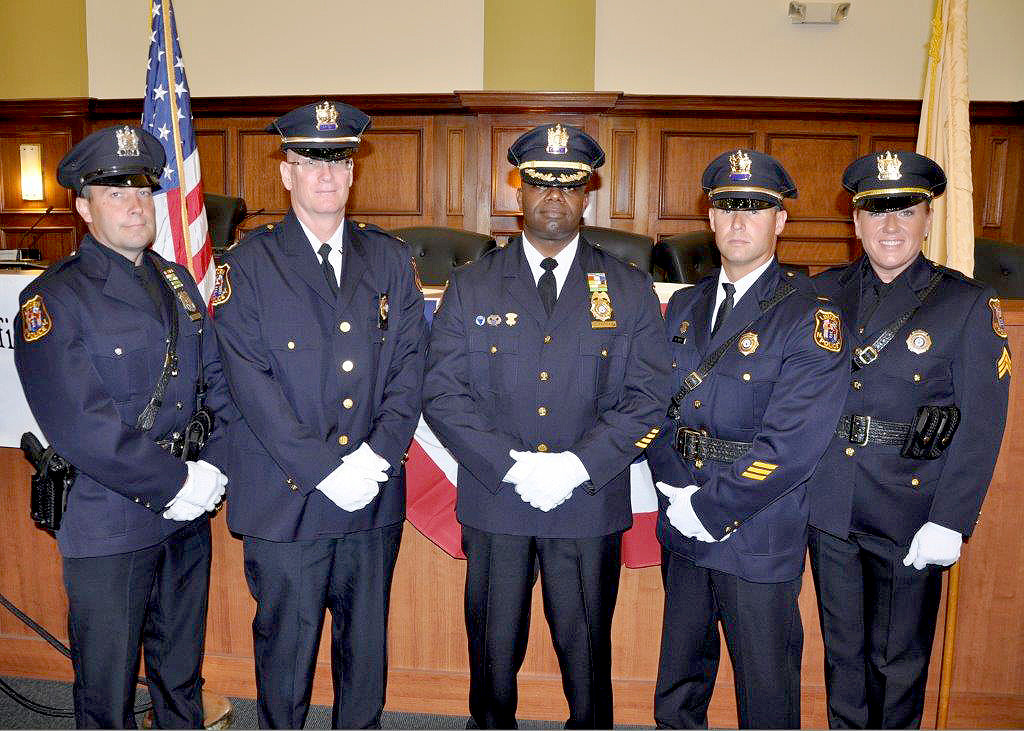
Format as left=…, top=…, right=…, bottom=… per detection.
left=711, top=282, right=735, bottom=337
left=538, top=257, right=558, bottom=316
left=318, top=242, right=338, bottom=296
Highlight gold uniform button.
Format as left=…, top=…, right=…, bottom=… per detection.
left=338, top=435, right=349, bottom=445
left=694, top=459, right=704, bottom=468
left=672, top=361, right=678, bottom=369
left=339, top=321, right=351, bottom=333
left=489, top=345, right=498, bottom=354
left=358, top=222, right=366, bottom=228
left=343, top=398, right=354, bottom=409
left=845, top=447, right=856, bottom=457
left=694, top=400, right=701, bottom=409
left=911, top=477, right=920, bottom=487
left=537, top=406, right=547, bottom=416
left=742, top=373, right=751, bottom=381
left=539, top=371, right=549, bottom=381
left=600, top=349, right=608, bottom=357
left=913, top=374, right=921, bottom=382
left=543, top=335, right=552, bottom=344
left=852, top=380, right=862, bottom=390
left=176, top=401, right=183, bottom=409
left=287, top=341, right=296, bottom=350
left=114, top=347, right=123, bottom=355
left=341, top=360, right=354, bottom=372
left=537, top=443, right=549, bottom=452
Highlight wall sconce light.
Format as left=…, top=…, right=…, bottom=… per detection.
left=789, top=2, right=851, bottom=24
left=20, top=143, right=44, bottom=201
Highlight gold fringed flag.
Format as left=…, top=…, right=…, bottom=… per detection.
left=917, top=0, right=974, bottom=276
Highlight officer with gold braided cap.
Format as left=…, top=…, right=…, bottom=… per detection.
left=424, top=123, right=671, bottom=728
left=806, top=151, right=1010, bottom=728
left=212, top=101, right=427, bottom=728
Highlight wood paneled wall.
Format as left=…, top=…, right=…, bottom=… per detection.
left=2, top=94, right=1022, bottom=260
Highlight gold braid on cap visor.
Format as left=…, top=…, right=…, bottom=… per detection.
left=851, top=187, right=933, bottom=203
left=281, top=136, right=361, bottom=144
left=709, top=186, right=784, bottom=201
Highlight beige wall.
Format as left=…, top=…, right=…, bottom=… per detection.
left=0, top=0, right=88, bottom=99
left=594, top=0, right=1024, bottom=101
left=85, top=0, right=484, bottom=98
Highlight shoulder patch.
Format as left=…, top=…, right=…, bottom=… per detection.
left=813, top=308, right=843, bottom=352
left=989, top=297, right=1008, bottom=338
left=20, top=294, right=52, bottom=342
left=410, top=257, right=423, bottom=292
left=211, top=263, right=232, bottom=307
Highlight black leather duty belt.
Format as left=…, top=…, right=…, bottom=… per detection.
left=674, top=427, right=752, bottom=464
left=834, top=414, right=911, bottom=447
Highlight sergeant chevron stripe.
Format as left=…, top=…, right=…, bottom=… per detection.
left=998, top=347, right=1011, bottom=379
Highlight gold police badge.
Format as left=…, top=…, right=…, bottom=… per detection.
left=989, top=297, right=1008, bottom=338
left=590, top=291, right=616, bottom=328
left=20, top=294, right=52, bottom=342
left=813, top=309, right=843, bottom=353
left=738, top=332, right=759, bottom=356
left=906, top=329, right=932, bottom=354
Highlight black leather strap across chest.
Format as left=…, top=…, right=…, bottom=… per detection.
left=852, top=268, right=944, bottom=369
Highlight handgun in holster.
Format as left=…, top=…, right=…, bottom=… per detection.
left=900, top=404, right=961, bottom=460
left=21, top=432, right=76, bottom=531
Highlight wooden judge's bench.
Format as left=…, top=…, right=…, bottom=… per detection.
left=0, top=93, right=1022, bottom=727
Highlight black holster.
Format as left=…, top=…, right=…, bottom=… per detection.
left=900, top=404, right=960, bottom=460
left=158, top=407, right=213, bottom=461
left=21, top=432, right=76, bottom=531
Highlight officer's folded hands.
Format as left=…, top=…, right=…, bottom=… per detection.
left=506, top=449, right=589, bottom=512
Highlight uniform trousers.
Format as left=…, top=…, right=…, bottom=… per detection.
left=242, top=522, right=403, bottom=730
left=62, top=519, right=211, bottom=729
left=808, top=526, right=943, bottom=729
left=654, top=548, right=803, bottom=729
left=461, top=525, right=622, bottom=729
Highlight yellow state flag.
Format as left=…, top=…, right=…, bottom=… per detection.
left=917, top=0, right=974, bottom=276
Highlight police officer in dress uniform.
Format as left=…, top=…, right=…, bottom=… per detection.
left=423, top=124, right=671, bottom=729
left=14, top=125, right=233, bottom=728
left=806, top=152, right=1011, bottom=729
left=645, top=150, right=850, bottom=729
left=211, top=101, right=426, bottom=729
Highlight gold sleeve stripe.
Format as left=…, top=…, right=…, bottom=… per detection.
left=751, top=460, right=778, bottom=470
left=741, top=470, right=769, bottom=481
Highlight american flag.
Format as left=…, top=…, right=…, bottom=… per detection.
left=142, top=0, right=214, bottom=303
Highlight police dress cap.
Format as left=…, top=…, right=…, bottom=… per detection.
left=842, top=151, right=946, bottom=213
left=702, top=149, right=797, bottom=210
left=508, top=123, right=605, bottom=188
left=267, top=100, right=371, bottom=161
left=57, top=125, right=165, bottom=195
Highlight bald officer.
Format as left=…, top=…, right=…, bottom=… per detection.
left=14, top=125, right=232, bottom=728
left=423, top=124, right=671, bottom=728
left=646, top=150, right=849, bottom=729
left=212, top=101, right=427, bottom=729
left=806, top=152, right=1011, bottom=728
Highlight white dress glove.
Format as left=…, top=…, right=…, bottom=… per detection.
left=163, top=460, right=228, bottom=521
left=316, top=444, right=390, bottom=512
left=656, top=482, right=716, bottom=543
left=506, top=449, right=589, bottom=512
left=903, top=521, right=963, bottom=569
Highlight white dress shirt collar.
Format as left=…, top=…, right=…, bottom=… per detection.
left=297, top=217, right=345, bottom=286
left=521, top=232, right=579, bottom=297
left=711, top=257, right=775, bottom=331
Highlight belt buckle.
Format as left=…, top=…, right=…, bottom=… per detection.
left=855, top=346, right=879, bottom=366
left=675, top=427, right=707, bottom=462
left=683, top=371, right=703, bottom=390
left=849, top=414, right=871, bottom=447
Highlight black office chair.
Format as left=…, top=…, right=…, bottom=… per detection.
left=391, top=226, right=497, bottom=286
left=651, top=231, right=719, bottom=284
left=204, top=193, right=246, bottom=259
left=580, top=226, right=654, bottom=273
left=974, top=238, right=1024, bottom=298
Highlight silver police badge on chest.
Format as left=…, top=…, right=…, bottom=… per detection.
left=906, top=329, right=932, bottom=354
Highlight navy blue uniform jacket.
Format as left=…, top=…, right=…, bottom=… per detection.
left=213, top=213, right=427, bottom=542
left=646, top=263, right=850, bottom=582
left=14, top=236, right=233, bottom=558
left=422, top=235, right=672, bottom=539
left=807, top=254, right=1010, bottom=545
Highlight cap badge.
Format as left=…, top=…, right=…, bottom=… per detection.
left=729, top=150, right=752, bottom=181
left=906, top=329, right=932, bottom=354
left=315, top=101, right=339, bottom=132
left=546, top=124, right=569, bottom=155
left=738, top=332, right=759, bottom=356
left=115, top=126, right=140, bottom=157
left=877, top=151, right=903, bottom=181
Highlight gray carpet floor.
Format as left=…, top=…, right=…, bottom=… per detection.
left=0, top=676, right=650, bottom=729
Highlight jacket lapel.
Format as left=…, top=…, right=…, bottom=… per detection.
left=689, top=274, right=717, bottom=358
left=78, top=238, right=162, bottom=323
left=336, top=219, right=370, bottom=315
left=280, top=211, right=338, bottom=307
left=545, top=237, right=591, bottom=333
left=503, top=236, right=548, bottom=328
